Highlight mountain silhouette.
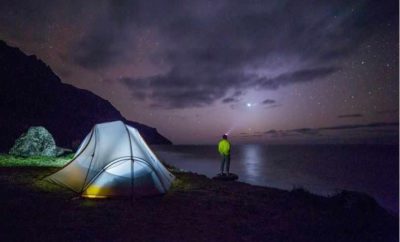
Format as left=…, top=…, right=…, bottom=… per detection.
left=0, top=40, right=171, bottom=152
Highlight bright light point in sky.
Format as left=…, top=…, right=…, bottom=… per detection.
left=246, top=103, right=252, bottom=107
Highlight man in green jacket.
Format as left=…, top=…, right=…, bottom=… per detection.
left=218, top=134, right=231, bottom=175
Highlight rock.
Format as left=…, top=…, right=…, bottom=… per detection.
left=212, top=173, right=239, bottom=181
left=9, top=126, right=59, bottom=157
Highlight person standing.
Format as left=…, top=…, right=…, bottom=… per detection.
left=218, top=134, right=231, bottom=175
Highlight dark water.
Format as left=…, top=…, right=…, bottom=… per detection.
left=152, top=144, right=399, bottom=213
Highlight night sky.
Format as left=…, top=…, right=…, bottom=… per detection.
left=0, top=0, right=398, bottom=144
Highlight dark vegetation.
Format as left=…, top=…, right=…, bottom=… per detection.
left=0, top=157, right=397, bottom=242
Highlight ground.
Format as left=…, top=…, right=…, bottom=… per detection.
left=0, top=155, right=398, bottom=242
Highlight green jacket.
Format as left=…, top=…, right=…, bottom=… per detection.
left=218, top=139, right=231, bottom=156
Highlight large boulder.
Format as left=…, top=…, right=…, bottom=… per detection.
left=9, top=126, right=61, bottom=157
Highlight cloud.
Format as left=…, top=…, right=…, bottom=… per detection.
left=261, top=99, right=276, bottom=105
left=255, top=67, right=338, bottom=90
left=121, top=68, right=250, bottom=108
left=291, top=128, right=321, bottom=136
left=222, top=97, right=238, bottom=103
left=0, top=0, right=397, bottom=108
left=264, top=129, right=301, bottom=138
left=264, top=128, right=321, bottom=138
left=69, top=7, right=136, bottom=70
left=261, top=99, right=281, bottom=109
left=113, top=0, right=397, bottom=108
left=319, top=122, right=399, bottom=131
left=265, top=130, right=278, bottom=134
left=338, top=113, right=363, bottom=118
left=121, top=66, right=337, bottom=108
left=265, top=104, right=282, bottom=109
left=265, top=122, right=399, bottom=140
left=220, top=90, right=243, bottom=104
left=71, top=27, right=123, bottom=70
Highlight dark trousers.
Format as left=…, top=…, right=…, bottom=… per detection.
left=220, top=154, right=230, bottom=173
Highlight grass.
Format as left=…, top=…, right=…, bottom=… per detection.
left=0, top=153, right=73, bottom=167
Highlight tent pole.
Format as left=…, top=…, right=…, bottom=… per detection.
left=131, top=157, right=134, bottom=205
left=124, top=124, right=135, bottom=204
left=80, top=128, right=97, bottom=195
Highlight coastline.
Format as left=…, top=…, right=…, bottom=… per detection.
left=0, top=164, right=398, bottom=242
left=153, top=144, right=399, bottom=214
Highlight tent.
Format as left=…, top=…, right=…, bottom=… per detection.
left=46, top=120, right=175, bottom=198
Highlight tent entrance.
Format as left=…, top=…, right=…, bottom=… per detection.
left=81, top=158, right=162, bottom=198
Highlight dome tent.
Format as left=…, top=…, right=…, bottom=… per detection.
left=46, top=121, right=174, bottom=198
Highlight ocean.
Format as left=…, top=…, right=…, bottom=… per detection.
left=152, top=144, right=399, bottom=213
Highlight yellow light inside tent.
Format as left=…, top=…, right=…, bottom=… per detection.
left=82, top=194, right=107, bottom=199
left=82, top=185, right=109, bottom=199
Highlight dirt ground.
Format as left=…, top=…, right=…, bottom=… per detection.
left=0, top=167, right=398, bottom=242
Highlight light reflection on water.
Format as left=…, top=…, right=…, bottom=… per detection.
left=240, top=144, right=262, bottom=183
left=152, top=144, right=398, bottom=213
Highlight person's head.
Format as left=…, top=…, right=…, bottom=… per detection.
left=222, top=134, right=228, bottom=139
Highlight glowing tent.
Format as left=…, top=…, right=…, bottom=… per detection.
left=46, top=121, right=174, bottom=198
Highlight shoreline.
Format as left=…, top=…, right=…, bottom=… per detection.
left=0, top=165, right=398, bottom=241
left=153, top=144, right=399, bottom=214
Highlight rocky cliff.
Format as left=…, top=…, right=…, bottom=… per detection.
left=0, top=40, right=171, bottom=151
